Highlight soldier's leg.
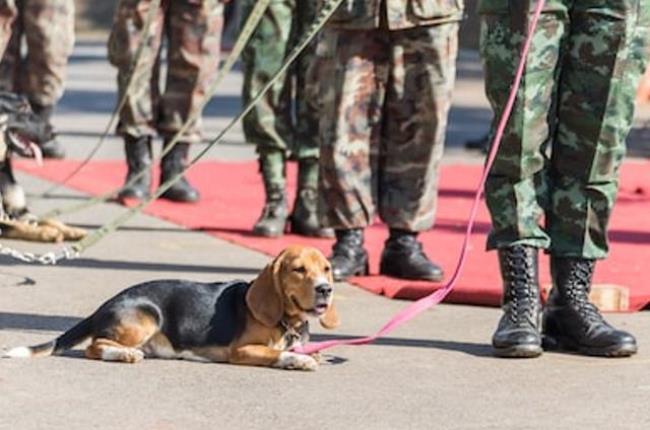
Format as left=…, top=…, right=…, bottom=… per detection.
left=240, top=0, right=295, bottom=236
left=20, top=0, right=74, bottom=158
left=542, top=0, right=650, bottom=357
left=0, top=16, right=20, bottom=92
left=108, top=0, right=165, bottom=200
left=377, top=23, right=458, bottom=282
left=480, top=2, right=569, bottom=358
left=158, top=0, right=222, bottom=203
left=318, top=28, right=389, bottom=281
left=288, top=0, right=332, bottom=238
left=0, top=0, right=17, bottom=56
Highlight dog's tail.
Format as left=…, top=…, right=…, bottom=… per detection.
left=3, top=317, right=93, bottom=359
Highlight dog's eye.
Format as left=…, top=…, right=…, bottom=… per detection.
left=293, top=266, right=306, bottom=274
left=324, top=266, right=331, bottom=272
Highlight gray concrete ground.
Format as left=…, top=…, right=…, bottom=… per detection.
left=1, top=41, right=650, bottom=430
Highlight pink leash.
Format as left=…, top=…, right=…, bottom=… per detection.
left=294, top=0, right=546, bottom=355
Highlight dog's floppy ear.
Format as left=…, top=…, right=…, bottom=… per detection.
left=247, top=253, right=285, bottom=327
left=319, top=301, right=340, bottom=329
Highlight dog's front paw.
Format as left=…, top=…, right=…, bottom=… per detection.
left=274, top=352, right=318, bottom=371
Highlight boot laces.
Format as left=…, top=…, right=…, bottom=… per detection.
left=504, top=251, right=538, bottom=325
left=564, top=262, right=604, bottom=325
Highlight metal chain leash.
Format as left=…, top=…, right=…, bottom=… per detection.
left=6, top=0, right=344, bottom=264
left=41, top=0, right=273, bottom=219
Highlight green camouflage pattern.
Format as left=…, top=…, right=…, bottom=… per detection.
left=317, top=23, right=459, bottom=231
left=0, top=0, right=75, bottom=108
left=480, top=0, right=650, bottom=259
left=241, top=0, right=320, bottom=162
left=325, top=0, right=464, bottom=30
left=108, top=0, right=223, bottom=143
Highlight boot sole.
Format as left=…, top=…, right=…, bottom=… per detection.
left=542, top=335, right=637, bottom=357
left=492, top=344, right=543, bottom=358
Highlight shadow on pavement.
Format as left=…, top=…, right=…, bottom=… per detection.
left=311, top=333, right=492, bottom=357
left=0, top=257, right=260, bottom=275
left=0, top=312, right=81, bottom=332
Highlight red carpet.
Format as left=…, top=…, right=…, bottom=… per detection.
left=14, top=159, right=650, bottom=311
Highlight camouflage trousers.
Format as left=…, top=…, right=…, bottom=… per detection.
left=241, top=0, right=320, bottom=159
left=0, top=0, right=75, bottom=108
left=481, top=0, right=650, bottom=259
left=108, top=0, right=223, bottom=143
left=318, top=23, right=459, bottom=231
left=0, top=0, right=16, bottom=55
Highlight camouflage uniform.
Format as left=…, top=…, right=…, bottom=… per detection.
left=481, top=0, right=650, bottom=259
left=317, top=0, right=462, bottom=232
left=241, top=0, right=320, bottom=162
left=0, top=0, right=16, bottom=56
left=108, top=0, right=223, bottom=143
left=0, top=0, right=75, bottom=109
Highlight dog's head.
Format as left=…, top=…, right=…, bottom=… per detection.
left=246, top=245, right=339, bottom=330
left=0, top=91, right=53, bottom=158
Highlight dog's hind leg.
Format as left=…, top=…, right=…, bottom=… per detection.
left=85, top=311, right=158, bottom=364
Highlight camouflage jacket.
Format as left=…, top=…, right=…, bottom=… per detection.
left=325, top=0, right=464, bottom=30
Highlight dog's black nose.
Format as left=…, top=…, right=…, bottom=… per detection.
left=315, top=283, right=332, bottom=296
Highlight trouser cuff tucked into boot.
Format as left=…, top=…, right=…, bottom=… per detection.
left=118, top=135, right=152, bottom=201
left=253, top=151, right=287, bottom=237
left=290, top=157, right=334, bottom=238
left=159, top=140, right=200, bottom=203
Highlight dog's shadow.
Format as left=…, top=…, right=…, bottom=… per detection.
left=0, top=312, right=492, bottom=364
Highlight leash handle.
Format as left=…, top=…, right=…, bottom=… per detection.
left=294, top=0, right=547, bottom=356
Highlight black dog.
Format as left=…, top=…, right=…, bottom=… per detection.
left=0, top=91, right=53, bottom=219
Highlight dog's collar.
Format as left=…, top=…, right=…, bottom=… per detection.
left=279, top=319, right=309, bottom=348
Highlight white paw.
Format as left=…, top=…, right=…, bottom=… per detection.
left=274, top=352, right=318, bottom=371
left=126, top=348, right=145, bottom=363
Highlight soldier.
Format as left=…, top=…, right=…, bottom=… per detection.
left=317, top=1, right=462, bottom=281
left=0, top=0, right=74, bottom=159
left=109, top=0, right=224, bottom=203
left=480, top=0, right=649, bottom=358
left=241, top=0, right=332, bottom=238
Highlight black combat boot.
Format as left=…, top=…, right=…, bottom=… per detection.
left=542, top=257, right=637, bottom=357
left=253, top=152, right=288, bottom=237
left=290, top=157, right=334, bottom=238
left=31, top=104, right=65, bottom=159
left=117, top=135, right=152, bottom=201
left=159, top=140, right=200, bottom=203
left=329, top=229, right=369, bottom=282
left=379, top=229, right=444, bottom=281
left=492, top=245, right=543, bottom=358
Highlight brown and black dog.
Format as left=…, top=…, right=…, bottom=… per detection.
left=3, top=245, right=339, bottom=371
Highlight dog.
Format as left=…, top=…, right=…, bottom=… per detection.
left=3, top=245, right=339, bottom=371
left=0, top=91, right=85, bottom=242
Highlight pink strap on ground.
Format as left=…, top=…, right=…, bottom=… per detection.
left=294, top=0, right=547, bottom=356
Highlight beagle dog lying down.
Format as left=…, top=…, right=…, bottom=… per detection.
left=4, top=245, right=338, bottom=371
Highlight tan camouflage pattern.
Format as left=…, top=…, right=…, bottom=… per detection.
left=0, top=0, right=16, bottom=55
left=480, top=0, right=650, bottom=259
left=0, top=0, right=75, bottom=107
left=324, top=0, right=463, bottom=30
left=241, top=0, right=320, bottom=160
left=108, top=0, right=224, bottom=143
left=318, top=23, right=459, bottom=231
